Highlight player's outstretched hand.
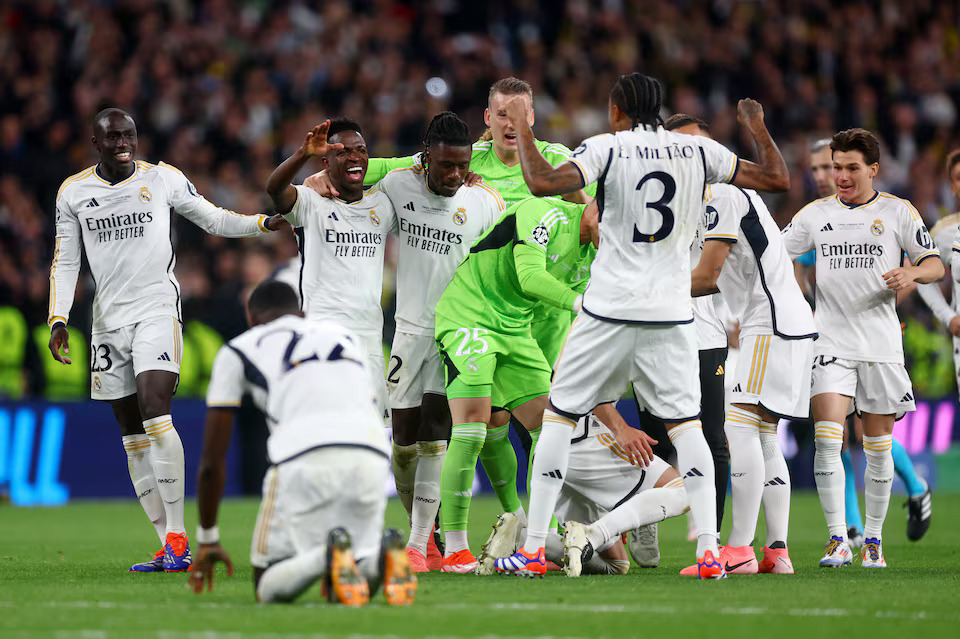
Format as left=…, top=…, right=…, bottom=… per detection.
left=503, top=96, right=530, bottom=127
left=737, top=99, right=765, bottom=129
left=190, top=543, right=234, bottom=594
left=615, top=427, right=657, bottom=468
left=305, top=169, right=339, bottom=199
left=883, top=266, right=915, bottom=291
left=302, top=121, right=345, bottom=158
left=48, top=325, right=72, bottom=365
left=264, top=214, right=290, bottom=232
left=950, top=316, right=960, bottom=337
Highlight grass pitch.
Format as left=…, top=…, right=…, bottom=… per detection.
left=1, top=493, right=958, bottom=639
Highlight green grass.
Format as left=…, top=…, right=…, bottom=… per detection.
left=1, top=493, right=958, bottom=638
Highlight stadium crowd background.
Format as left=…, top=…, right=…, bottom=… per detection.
left=1, top=0, right=959, bottom=399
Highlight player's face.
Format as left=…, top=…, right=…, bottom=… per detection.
left=832, top=150, right=878, bottom=204
left=93, top=113, right=137, bottom=174
left=950, top=161, right=960, bottom=199
left=425, top=142, right=471, bottom=197
left=810, top=147, right=835, bottom=197
left=484, top=92, right=534, bottom=152
left=324, top=130, right=368, bottom=193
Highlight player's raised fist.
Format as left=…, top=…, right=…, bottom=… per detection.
left=737, top=99, right=765, bottom=127
left=503, top=96, right=530, bottom=127
left=302, top=121, right=345, bottom=157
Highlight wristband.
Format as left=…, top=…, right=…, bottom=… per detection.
left=196, top=525, right=219, bottom=545
left=50, top=319, right=66, bottom=332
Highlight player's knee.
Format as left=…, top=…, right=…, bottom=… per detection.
left=662, top=481, right=689, bottom=519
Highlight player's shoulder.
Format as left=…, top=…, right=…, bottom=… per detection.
left=361, top=184, right=394, bottom=207
left=877, top=191, right=923, bottom=221
left=465, top=180, right=506, bottom=209
left=56, top=165, right=99, bottom=201
left=471, top=140, right=494, bottom=157
left=930, top=212, right=960, bottom=239
left=383, top=164, right=425, bottom=184
left=535, top=138, right=573, bottom=157
left=794, top=195, right=835, bottom=219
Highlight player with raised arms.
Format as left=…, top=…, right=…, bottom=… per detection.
left=376, top=112, right=505, bottom=571
left=265, top=117, right=396, bottom=423
left=494, top=73, right=791, bottom=579
left=782, top=129, right=942, bottom=568
left=190, top=280, right=415, bottom=606
left=678, top=115, right=817, bottom=575
left=48, top=108, right=285, bottom=573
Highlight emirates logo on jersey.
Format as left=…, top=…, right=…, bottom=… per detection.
left=453, top=208, right=467, bottom=225
left=871, top=219, right=884, bottom=236
left=139, top=186, right=152, bottom=203
left=369, top=210, right=381, bottom=227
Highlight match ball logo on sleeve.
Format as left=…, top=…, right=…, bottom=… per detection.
left=369, top=210, right=381, bottom=227
left=529, top=224, right=550, bottom=247
left=453, top=208, right=467, bottom=225
left=138, top=186, right=152, bottom=203
left=871, top=219, right=884, bottom=236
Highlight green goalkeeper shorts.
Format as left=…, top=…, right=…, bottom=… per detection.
left=530, top=306, right=575, bottom=369
left=435, top=317, right=551, bottom=411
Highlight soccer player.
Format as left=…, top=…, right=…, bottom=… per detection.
left=434, top=195, right=654, bottom=573
left=189, top=281, right=415, bottom=606
left=679, top=116, right=817, bottom=575
left=47, top=108, right=285, bottom=573
left=265, top=118, right=396, bottom=423
left=479, top=412, right=688, bottom=577
left=377, top=112, right=505, bottom=571
left=781, top=128, right=943, bottom=568
left=495, top=73, right=791, bottom=579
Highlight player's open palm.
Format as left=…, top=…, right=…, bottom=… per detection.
left=302, top=120, right=344, bottom=158
left=190, top=543, right=234, bottom=594
left=48, top=326, right=72, bottom=365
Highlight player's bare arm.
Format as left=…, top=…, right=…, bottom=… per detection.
left=884, top=257, right=944, bottom=291
left=691, top=240, right=732, bottom=297
left=731, top=99, right=790, bottom=193
left=593, top=403, right=656, bottom=467
left=191, top=406, right=237, bottom=594
left=266, top=121, right=344, bottom=212
left=48, top=324, right=72, bottom=365
left=504, top=96, right=584, bottom=196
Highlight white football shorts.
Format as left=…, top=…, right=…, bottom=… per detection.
left=550, top=314, right=700, bottom=421
left=250, top=446, right=389, bottom=569
left=353, top=330, right=390, bottom=423
left=729, top=334, right=814, bottom=420
left=811, top=355, right=916, bottom=418
left=387, top=331, right=445, bottom=409
left=89, top=315, right=182, bottom=401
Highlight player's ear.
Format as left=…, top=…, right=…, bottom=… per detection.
left=483, top=108, right=491, bottom=127
left=321, top=156, right=330, bottom=170
left=868, top=162, right=879, bottom=179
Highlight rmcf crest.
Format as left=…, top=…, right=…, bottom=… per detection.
left=369, top=210, right=381, bottom=227
left=453, top=208, right=467, bottom=225
left=139, top=186, right=152, bottom=203
left=93, top=375, right=102, bottom=392
left=871, top=219, right=884, bottom=236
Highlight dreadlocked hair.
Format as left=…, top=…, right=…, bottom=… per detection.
left=423, top=111, right=471, bottom=151
left=610, top=73, right=663, bottom=129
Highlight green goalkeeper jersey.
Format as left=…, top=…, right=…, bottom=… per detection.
left=435, top=197, right=595, bottom=332
left=364, top=141, right=597, bottom=203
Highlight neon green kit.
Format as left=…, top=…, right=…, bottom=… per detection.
left=433, top=197, right=595, bottom=410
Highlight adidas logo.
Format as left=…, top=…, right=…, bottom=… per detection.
left=715, top=364, right=724, bottom=375
left=328, top=212, right=339, bottom=221
left=542, top=469, right=564, bottom=480
left=86, top=198, right=100, bottom=208
left=765, top=476, right=787, bottom=486
left=901, top=392, right=914, bottom=402
left=157, top=352, right=172, bottom=361
left=732, top=383, right=742, bottom=393
left=454, top=490, right=472, bottom=497
left=685, top=467, right=704, bottom=478
left=403, top=201, right=415, bottom=211
left=821, top=223, right=834, bottom=231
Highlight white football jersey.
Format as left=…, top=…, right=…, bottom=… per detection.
left=379, top=166, right=505, bottom=335
left=284, top=185, right=396, bottom=337
left=206, top=315, right=388, bottom=464
left=568, top=126, right=739, bottom=322
left=703, top=184, right=816, bottom=339
left=782, top=192, right=939, bottom=363
left=916, top=212, right=960, bottom=324
left=690, top=210, right=727, bottom=350
left=49, top=161, right=269, bottom=333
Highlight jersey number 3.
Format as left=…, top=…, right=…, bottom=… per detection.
left=632, top=171, right=676, bottom=243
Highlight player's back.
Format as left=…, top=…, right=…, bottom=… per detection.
left=569, top=127, right=738, bottom=324
left=227, top=315, right=388, bottom=464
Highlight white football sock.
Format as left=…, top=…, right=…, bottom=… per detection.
left=444, top=530, right=469, bottom=555
left=523, top=411, right=573, bottom=555
left=813, top=421, right=846, bottom=539
left=122, top=434, right=166, bottom=543
left=391, top=441, right=419, bottom=519
left=725, top=407, right=764, bottom=547
left=669, top=420, right=718, bottom=557
left=256, top=546, right=327, bottom=603
left=862, top=434, right=893, bottom=540
left=142, top=415, right=185, bottom=536
left=588, top=479, right=688, bottom=549
left=408, top=439, right=445, bottom=553
left=760, top=420, right=790, bottom=547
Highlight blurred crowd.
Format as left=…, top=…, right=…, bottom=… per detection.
left=2, top=0, right=959, bottom=376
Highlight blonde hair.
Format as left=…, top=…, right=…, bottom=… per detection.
left=488, top=77, right=533, bottom=105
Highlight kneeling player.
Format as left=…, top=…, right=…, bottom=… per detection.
left=482, top=413, right=687, bottom=577
left=190, top=281, right=415, bottom=606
